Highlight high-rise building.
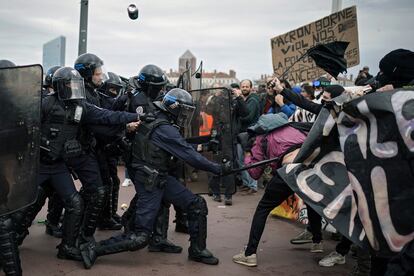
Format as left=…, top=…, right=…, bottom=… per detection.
left=42, top=36, right=66, bottom=72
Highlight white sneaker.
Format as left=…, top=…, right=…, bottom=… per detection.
left=121, top=178, right=133, bottom=187
left=232, top=251, right=257, bottom=267
left=319, top=251, right=346, bottom=267
left=310, top=242, right=324, bottom=253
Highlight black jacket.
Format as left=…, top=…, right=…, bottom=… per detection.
left=281, top=88, right=322, bottom=115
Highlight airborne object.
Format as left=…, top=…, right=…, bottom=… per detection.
left=128, top=4, right=139, bottom=20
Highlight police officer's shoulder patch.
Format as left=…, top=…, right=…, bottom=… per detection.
left=136, top=106, right=144, bottom=115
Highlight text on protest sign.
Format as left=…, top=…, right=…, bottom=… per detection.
left=271, top=6, right=360, bottom=83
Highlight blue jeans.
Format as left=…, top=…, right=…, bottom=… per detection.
left=236, top=143, right=257, bottom=191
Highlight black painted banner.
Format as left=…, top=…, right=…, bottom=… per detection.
left=278, top=89, right=414, bottom=257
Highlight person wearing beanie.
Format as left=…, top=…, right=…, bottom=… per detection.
left=377, top=48, right=414, bottom=89
left=322, top=84, right=345, bottom=100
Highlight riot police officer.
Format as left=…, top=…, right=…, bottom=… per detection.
left=117, top=65, right=184, bottom=252
left=41, top=65, right=66, bottom=238
left=68, top=53, right=119, bottom=242
left=81, top=88, right=231, bottom=269
left=95, top=71, right=125, bottom=229
left=0, top=59, right=22, bottom=276
left=13, top=67, right=139, bottom=261
left=43, top=65, right=62, bottom=96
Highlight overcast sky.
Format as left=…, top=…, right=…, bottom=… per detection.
left=0, top=0, right=413, bottom=81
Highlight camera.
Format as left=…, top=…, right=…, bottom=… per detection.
left=266, top=80, right=275, bottom=89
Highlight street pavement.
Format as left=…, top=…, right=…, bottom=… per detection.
left=19, top=167, right=355, bottom=276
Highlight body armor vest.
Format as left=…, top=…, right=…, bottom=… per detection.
left=41, top=96, right=83, bottom=163
left=131, top=117, right=171, bottom=174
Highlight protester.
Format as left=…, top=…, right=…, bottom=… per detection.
left=237, top=79, right=261, bottom=194
left=232, top=113, right=308, bottom=267
left=206, top=83, right=249, bottom=205
left=290, top=85, right=317, bottom=123
left=354, top=66, right=373, bottom=86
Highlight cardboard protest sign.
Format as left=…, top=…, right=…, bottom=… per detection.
left=271, top=6, right=359, bottom=83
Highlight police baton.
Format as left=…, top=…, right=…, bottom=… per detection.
left=222, top=156, right=280, bottom=176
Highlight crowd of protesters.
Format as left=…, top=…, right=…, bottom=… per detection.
left=228, top=48, right=414, bottom=276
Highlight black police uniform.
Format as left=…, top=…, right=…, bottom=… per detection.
left=42, top=66, right=65, bottom=238
left=14, top=92, right=138, bottom=260
left=81, top=100, right=222, bottom=268
left=0, top=215, right=21, bottom=276
left=118, top=89, right=185, bottom=253
left=93, top=71, right=127, bottom=228
left=94, top=90, right=124, bottom=229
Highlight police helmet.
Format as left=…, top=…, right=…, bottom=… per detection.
left=52, top=67, right=86, bottom=101
left=134, top=64, right=168, bottom=99
left=103, top=71, right=123, bottom=97
left=44, top=66, right=62, bottom=88
left=0, top=60, right=16, bottom=68
left=154, top=88, right=195, bottom=128
left=74, top=53, right=106, bottom=87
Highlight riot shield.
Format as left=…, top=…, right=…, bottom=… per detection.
left=183, top=87, right=236, bottom=195
left=0, top=65, right=42, bottom=216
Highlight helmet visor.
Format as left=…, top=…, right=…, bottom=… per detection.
left=92, top=66, right=108, bottom=88
left=57, top=79, right=86, bottom=101
left=176, top=103, right=195, bottom=128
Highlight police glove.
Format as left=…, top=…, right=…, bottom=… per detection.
left=208, top=138, right=220, bottom=154
left=220, top=159, right=233, bottom=176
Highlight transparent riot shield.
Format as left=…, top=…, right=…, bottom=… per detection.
left=183, top=87, right=236, bottom=195
left=0, top=65, right=42, bottom=216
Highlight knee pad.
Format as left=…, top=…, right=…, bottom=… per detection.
left=0, top=216, right=13, bottom=232
left=96, top=185, right=107, bottom=198
left=84, top=185, right=107, bottom=201
left=64, top=192, right=84, bottom=216
left=187, top=195, right=208, bottom=220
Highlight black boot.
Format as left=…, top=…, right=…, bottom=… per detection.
left=81, top=231, right=149, bottom=269
left=121, top=195, right=137, bottom=233
left=46, top=192, right=64, bottom=236
left=174, top=205, right=189, bottom=234
left=349, top=247, right=371, bottom=276
left=97, top=180, right=120, bottom=230
left=148, top=204, right=182, bottom=253
left=112, top=213, right=122, bottom=224
left=111, top=174, right=122, bottom=223
left=81, top=186, right=106, bottom=238
left=12, top=186, right=48, bottom=245
left=187, top=196, right=219, bottom=265
left=57, top=193, right=83, bottom=262
left=45, top=220, right=63, bottom=238
left=98, top=218, right=122, bottom=231
left=0, top=216, right=22, bottom=276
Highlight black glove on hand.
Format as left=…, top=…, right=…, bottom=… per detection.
left=208, top=138, right=220, bottom=154
left=220, top=158, right=233, bottom=176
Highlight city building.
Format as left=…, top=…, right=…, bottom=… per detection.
left=166, top=50, right=238, bottom=88
left=42, top=36, right=66, bottom=72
